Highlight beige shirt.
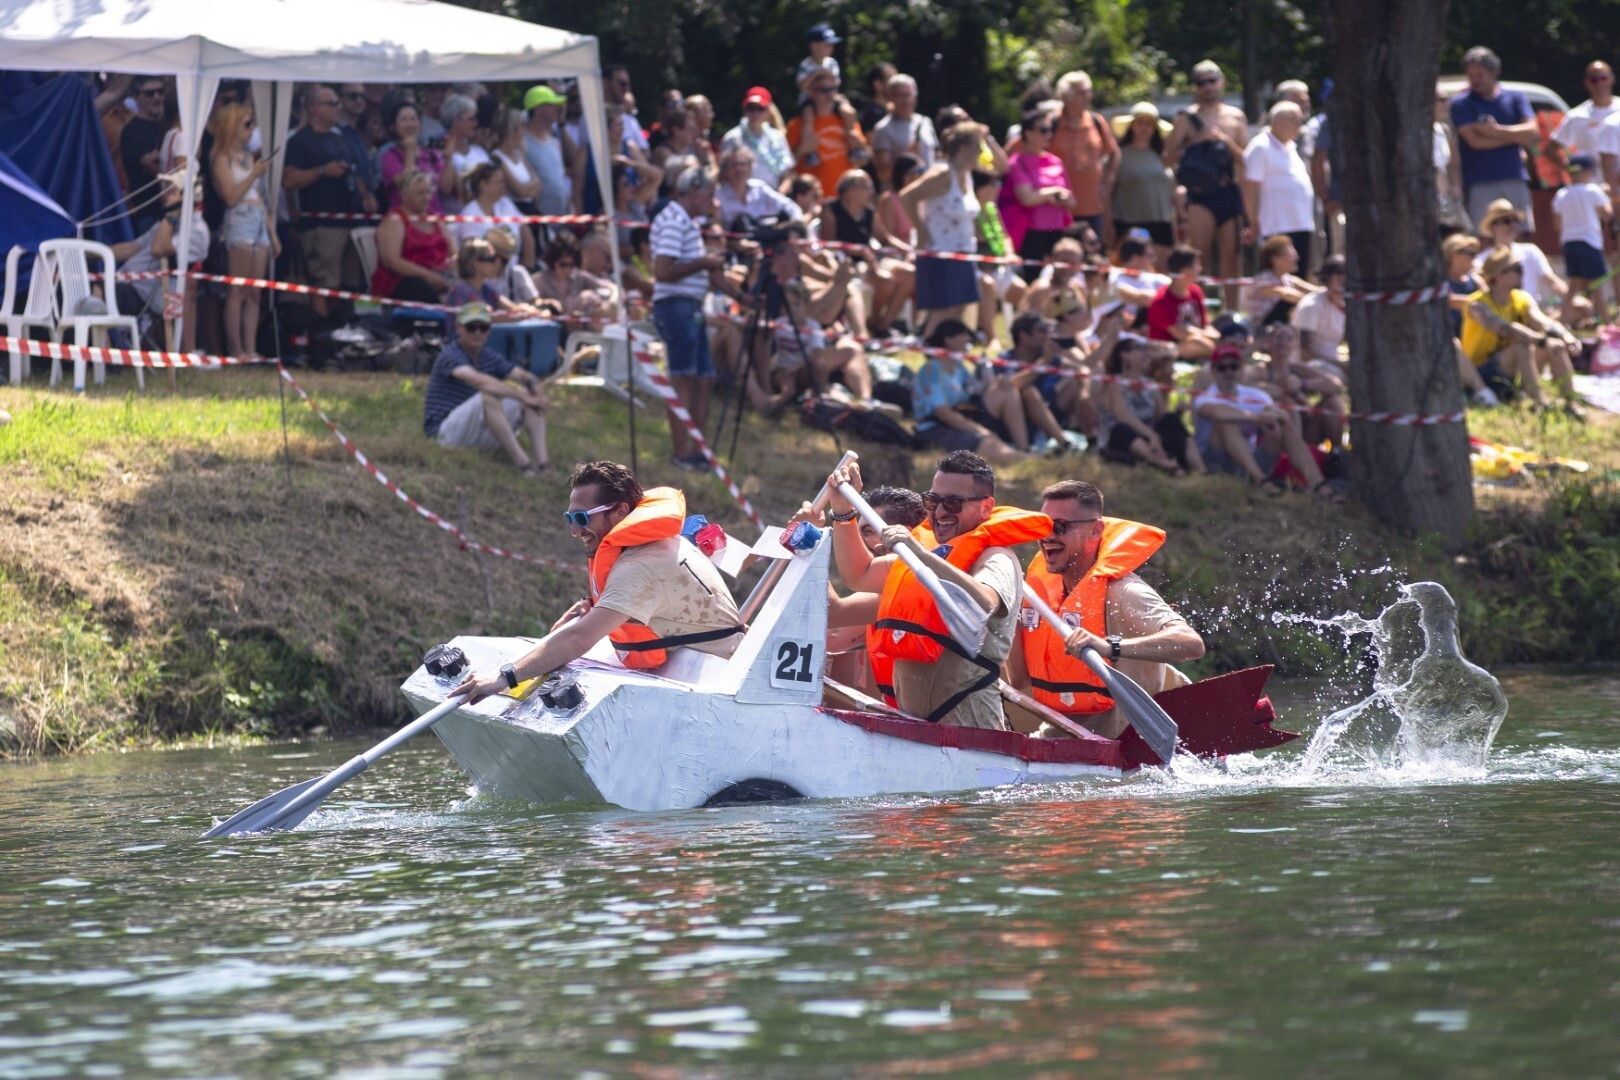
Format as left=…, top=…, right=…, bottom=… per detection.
left=893, top=547, right=1021, bottom=730
left=1102, top=573, right=1193, bottom=696
left=594, top=537, right=742, bottom=658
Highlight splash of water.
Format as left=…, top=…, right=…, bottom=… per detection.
left=1297, top=582, right=1508, bottom=776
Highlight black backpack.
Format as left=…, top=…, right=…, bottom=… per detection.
left=799, top=395, right=919, bottom=449
left=1176, top=111, right=1233, bottom=195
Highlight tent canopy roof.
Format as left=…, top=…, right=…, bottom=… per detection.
left=0, top=0, right=599, bottom=82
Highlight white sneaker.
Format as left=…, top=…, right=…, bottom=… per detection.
left=1471, top=387, right=1500, bottom=407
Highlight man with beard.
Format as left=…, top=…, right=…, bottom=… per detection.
left=453, top=461, right=744, bottom=701
left=1006, top=480, right=1203, bottom=739
left=825, top=452, right=1050, bottom=728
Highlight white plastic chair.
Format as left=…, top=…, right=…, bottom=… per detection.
left=2, top=245, right=58, bottom=385
left=351, top=226, right=379, bottom=287
left=39, top=239, right=143, bottom=391
left=555, top=321, right=660, bottom=404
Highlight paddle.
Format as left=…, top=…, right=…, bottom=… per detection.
left=202, top=694, right=468, bottom=838
left=1022, top=591, right=1180, bottom=766
left=738, top=450, right=858, bottom=624
left=837, top=482, right=990, bottom=655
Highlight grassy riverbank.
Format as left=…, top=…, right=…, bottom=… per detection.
left=2, top=366, right=1617, bottom=758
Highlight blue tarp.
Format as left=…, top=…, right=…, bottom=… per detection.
left=0, top=146, right=73, bottom=260
left=0, top=73, right=133, bottom=248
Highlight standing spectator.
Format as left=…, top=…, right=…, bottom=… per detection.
left=209, top=103, right=276, bottom=359
left=796, top=23, right=842, bottom=107
left=999, top=110, right=1075, bottom=266
left=1047, top=70, right=1119, bottom=238
left=284, top=85, right=366, bottom=313
left=417, top=85, right=449, bottom=145
left=441, top=93, right=491, bottom=208
left=1461, top=246, right=1582, bottom=415
left=716, top=146, right=801, bottom=228
left=1146, top=245, right=1220, bottom=360
left=372, top=169, right=455, bottom=304
left=1434, top=89, right=1470, bottom=234
left=876, top=154, right=923, bottom=253
left=1450, top=46, right=1538, bottom=231
left=1549, top=62, right=1617, bottom=164
left=120, top=76, right=171, bottom=231
left=686, top=96, right=718, bottom=154
left=521, top=85, right=577, bottom=217
left=871, top=74, right=940, bottom=180
left=1242, top=102, right=1317, bottom=268
left=1552, top=155, right=1613, bottom=322
left=651, top=111, right=705, bottom=192
left=1165, top=60, right=1249, bottom=308
left=720, top=87, right=795, bottom=188
left=1275, top=80, right=1315, bottom=157
left=788, top=69, right=870, bottom=198
left=422, top=302, right=550, bottom=474
left=335, top=83, right=381, bottom=208
left=860, top=62, right=898, bottom=133
left=493, top=106, right=540, bottom=215
left=652, top=169, right=729, bottom=469
left=1111, top=103, right=1176, bottom=267
left=378, top=100, right=453, bottom=211
left=900, top=123, right=985, bottom=335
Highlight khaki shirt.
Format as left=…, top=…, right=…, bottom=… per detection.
left=893, top=547, right=1021, bottom=730
left=594, top=537, right=742, bottom=658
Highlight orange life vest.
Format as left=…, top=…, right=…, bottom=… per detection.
left=869, top=506, right=1052, bottom=721
left=865, top=522, right=938, bottom=706
left=1019, top=518, right=1165, bottom=714
left=588, top=487, right=742, bottom=668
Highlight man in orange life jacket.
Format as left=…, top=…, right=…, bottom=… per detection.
left=454, top=460, right=744, bottom=702
left=1006, top=479, right=1204, bottom=738
left=825, top=451, right=1051, bottom=729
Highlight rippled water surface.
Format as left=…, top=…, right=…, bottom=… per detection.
left=3, top=669, right=1618, bottom=1077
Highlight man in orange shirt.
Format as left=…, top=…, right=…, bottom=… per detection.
left=788, top=69, right=870, bottom=198
left=1048, top=70, right=1120, bottom=240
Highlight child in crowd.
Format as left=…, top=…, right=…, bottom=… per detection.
left=1552, top=155, right=1613, bottom=324
left=796, top=23, right=842, bottom=107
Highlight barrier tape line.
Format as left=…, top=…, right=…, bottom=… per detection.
left=276, top=364, right=584, bottom=574
left=0, top=335, right=274, bottom=369
left=111, top=269, right=460, bottom=312
left=630, top=347, right=764, bottom=529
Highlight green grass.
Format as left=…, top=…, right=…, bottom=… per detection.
left=2, top=367, right=1617, bottom=758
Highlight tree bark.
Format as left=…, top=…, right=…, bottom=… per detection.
left=1324, top=0, right=1474, bottom=543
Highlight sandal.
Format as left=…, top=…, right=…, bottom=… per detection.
left=1313, top=480, right=1346, bottom=504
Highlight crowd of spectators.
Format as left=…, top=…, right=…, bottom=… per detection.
left=79, top=33, right=1618, bottom=473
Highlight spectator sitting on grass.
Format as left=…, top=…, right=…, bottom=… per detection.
left=910, top=319, right=1022, bottom=461
left=1146, top=245, right=1220, bottom=360
left=1475, top=198, right=1585, bottom=325
left=993, top=312, right=1082, bottom=453
left=1460, top=246, right=1584, bottom=418
left=1290, top=255, right=1348, bottom=367
left=1194, top=342, right=1337, bottom=499
left=1104, top=235, right=1170, bottom=322
left=422, top=301, right=550, bottom=475
left=1096, top=334, right=1202, bottom=475
left=1442, top=233, right=1500, bottom=406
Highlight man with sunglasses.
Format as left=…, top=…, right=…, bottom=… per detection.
left=826, top=452, right=1050, bottom=728
left=285, top=85, right=368, bottom=312
left=1006, top=480, right=1203, bottom=739
left=119, top=77, right=170, bottom=231
left=1193, top=342, right=1332, bottom=494
left=453, top=460, right=743, bottom=703
left=422, top=302, right=551, bottom=473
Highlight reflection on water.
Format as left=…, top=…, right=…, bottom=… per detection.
left=1, top=669, right=1618, bottom=1077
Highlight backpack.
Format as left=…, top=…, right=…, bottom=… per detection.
left=799, top=395, right=919, bottom=448
left=1176, top=111, right=1233, bottom=195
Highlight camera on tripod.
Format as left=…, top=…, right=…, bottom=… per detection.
left=728, top=213, right=804, bottom=258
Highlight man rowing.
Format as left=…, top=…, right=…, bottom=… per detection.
left=454, top=460, right=744, bottom=701
left=1005, top=480, right=1204, bottom=738
left=826, top=451, right=1050, bottom=729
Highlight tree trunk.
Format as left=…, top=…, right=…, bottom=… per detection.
left=1324, top=0, right=1473, bottom=543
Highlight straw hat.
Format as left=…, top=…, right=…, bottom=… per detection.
left=1441, top=233, right=1480, bottom=261
left=1479, top=245, right=1521, bottom=281
left=1478, top=198, right=1523, bottom=233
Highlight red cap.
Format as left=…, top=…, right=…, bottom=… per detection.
left=1211, top=343, right=1244, bottom=364
left=742, top=86, right=772, bottom=108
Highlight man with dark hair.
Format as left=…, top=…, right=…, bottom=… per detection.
left=997, top=312, right=1081, bottom=444
left=1007, top=481, right=1204, bottom=739
left=120, top=76, right=170, bottom=232
left=454, top=462, right=745, bottom=701
left=1450, top=45, right=1538, bottom=231
left=824, top=452, right=1050, bottom=728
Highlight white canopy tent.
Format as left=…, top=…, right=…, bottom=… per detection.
left=0, top=0, right=617, bottom=344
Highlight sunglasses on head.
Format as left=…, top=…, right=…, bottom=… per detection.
left=461, top=322, right=492, bottom=333
left=562, top=503, right=615, bottom=528
left=1049, top=516, right=1100, bottom=535
left=922, top=491, right=990, bottom=514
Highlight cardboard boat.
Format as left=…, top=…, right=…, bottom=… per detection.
left=400, top=532, right=1296, bottom=812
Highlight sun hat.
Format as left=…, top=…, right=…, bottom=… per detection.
left=1479, top=198, right=1524, bottom=232
left=1480, top=245, right=1522, bottom=280
left=1129, top=101, right=1160, bottom=121
left=523, top=84, right=566, bottom=110
left=485, top=227, right=517, bottom=257
left=456, top=301, right=494, bottom=326
left=742, top=86, right=773, bottom=108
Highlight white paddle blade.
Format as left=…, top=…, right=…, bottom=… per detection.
left=935, top=577, right=991, bottom=654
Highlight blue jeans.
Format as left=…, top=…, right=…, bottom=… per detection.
left=653, top=295, right=716, bottom=379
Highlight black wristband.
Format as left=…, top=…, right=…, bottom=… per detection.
left=828, top=509, right=858, bottom=523
left=500, top=664, right=519, bottom=689
left=1108, top=635, right=1123, bottom=662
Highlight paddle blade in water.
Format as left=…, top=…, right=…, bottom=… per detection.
left=202, top=776, right=325, bottom=838
left=1082, top=648, right=1180, bottom=766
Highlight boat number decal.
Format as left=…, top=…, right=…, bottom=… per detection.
left=771, top=640, right=816, bottom=687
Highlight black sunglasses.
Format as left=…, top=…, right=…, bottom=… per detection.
left=461, top=322, right=492, bottom=333
left=1049, top=516, right=1100, bottom=535
left=922, top=491, right=990, bottom=514
left=1193, top=76, right=1221, bottom=87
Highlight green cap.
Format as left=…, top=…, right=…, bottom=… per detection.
left=524, top=84, right=566, bottom=109
left=456, top=301, right=493, bottom=326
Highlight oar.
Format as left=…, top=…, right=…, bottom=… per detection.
left=837, top=483, right=990, bottom=654
left=738, top=449, right=858, bottom=624
left=202, top=694, right=467, bottom=838
left=1022, top=591, right=1180, bottom=766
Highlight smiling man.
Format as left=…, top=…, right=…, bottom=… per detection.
left=826, top=452, right=1050, bottom=728
left=1006, top=481, right=1203, bottom=739
left=454, top=461, right=744, bottom=702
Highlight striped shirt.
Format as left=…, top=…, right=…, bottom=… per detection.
left=422, top=341, right=515, bottom=436
left=650, top=199, right=709, bottom=303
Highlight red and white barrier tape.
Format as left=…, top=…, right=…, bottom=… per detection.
left=630, top=348, right=763, bottom=528
left=276, top=365, right=583, bottom=573
left=300, top=210, right=609, bottom=226
left=112, top=268, right=459, bottom=312
left=0, top=335, right=273, bottom=369
left=1344, top=283, right=1450, bottom=305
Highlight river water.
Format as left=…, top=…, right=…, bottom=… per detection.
left=3, top=668, right=1618, bottom=1077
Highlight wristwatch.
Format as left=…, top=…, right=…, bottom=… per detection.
left=500, top=664, right=519, bottom=690
left=1107, top=635, right=1123, bottom=662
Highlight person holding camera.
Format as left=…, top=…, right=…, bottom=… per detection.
left=284, top=85, right=372, bottom=315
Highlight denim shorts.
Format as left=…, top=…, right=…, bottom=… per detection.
left=221, top=201, right=270, bottom=248
left=653, top=295, right=716, bottom=379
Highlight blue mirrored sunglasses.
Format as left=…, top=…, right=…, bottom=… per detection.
left=562, top=503, right=615, bottom=528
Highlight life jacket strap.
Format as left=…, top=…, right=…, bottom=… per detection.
left=1028, top=675, right=1113, bottom=699
left=613, top=624, right=746, bottom=652
left=874, top=617, right=1000, bottom=724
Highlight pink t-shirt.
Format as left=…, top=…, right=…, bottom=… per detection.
left=998, top=151, right=1074, bottom=252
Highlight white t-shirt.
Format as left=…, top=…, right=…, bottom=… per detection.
left=1552, top=182, right=1611, bottom=249
left=1194, top=382, right=1275, bottom=450
left=455, top=195, right=522, bottom=248
left=1242, top=131, right=1315, bottom=237
left=1432, top=122, right=1451, bottom=171
left=1291, top=290, right=1346, bottom=358
left=1108, top=266, right=1170, bottom=313
left=1473, top=241, right=1554, bottom=303
left=1551, top=99, right=1620, bottom=158
left=871, top=113, right=940, bottom=168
